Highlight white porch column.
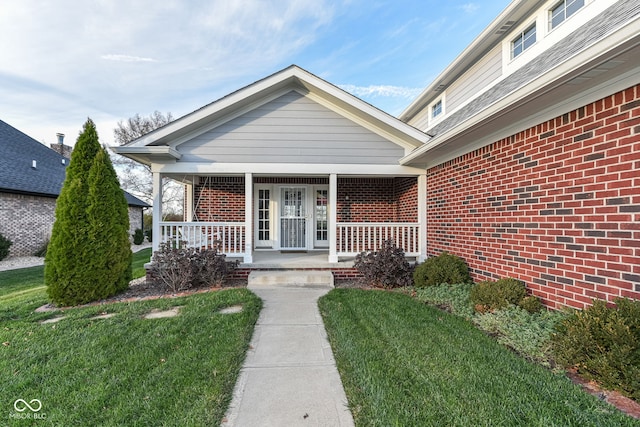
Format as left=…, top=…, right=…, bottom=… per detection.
left=152, top=172, right=163, bottom=255
left=329, top=173, right=338, bottom=263
left=418, top=173, right=427, bottom=262
left=244, top=173, right=253, bottom=263
left=184, top=181, right=194, bottom=221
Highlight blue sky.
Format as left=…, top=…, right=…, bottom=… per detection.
left=0, top=0, right=510, bottom=147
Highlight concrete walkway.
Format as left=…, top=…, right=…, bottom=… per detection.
left=222, top=280, right=355, bottom=427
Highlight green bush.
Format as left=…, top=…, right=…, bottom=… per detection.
left=473, top=305, right=565, bottom=366
left=354, top=240, right=413, bottom=289
left=413, top=251, right=471, bottom=288
left=34, top=239, right=49, bottom=257
left=415, top=283, right=475, bottom=318
left=0, top=233, right=12, bottom=261
left=552, top=298, right=640, bottom=400
left=133, top=228, right=145, bottom=245
left=519, top=295, right=543, bottom=314
left=145, top=228, right=153, bottom=243
left=470, top=278, right=530, bottom=313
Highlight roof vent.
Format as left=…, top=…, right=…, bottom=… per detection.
left=62, top=158, right=66, bottom=165
left=495, top=20, right=516, bottom=35
left=32, top=160, right=37, bottom=169
left=434, top=84, right=447, bottom=92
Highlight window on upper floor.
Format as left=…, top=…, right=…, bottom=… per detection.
left=431, top=99, right=442, bottom=119
left=549, top=0, right=585, bottom=30
left=511, top=23, right=536, bottom=58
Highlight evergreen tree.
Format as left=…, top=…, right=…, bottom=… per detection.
left=85, top=147, right=132, bottom=298
left=45, top=119, right=130, bottom=305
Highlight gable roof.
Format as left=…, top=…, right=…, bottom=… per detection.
left=113, top=65, right=429, bottom=165
left=0, top=119, right=150, bottom=207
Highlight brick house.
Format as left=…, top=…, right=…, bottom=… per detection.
left=115, top=0, right=640, bottom=308
left=0, top=120, right=150, bottom=256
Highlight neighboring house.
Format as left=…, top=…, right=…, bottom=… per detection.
left=114, top=0, right=639, bottom=309
left=0, top=119, right=150, bottom=256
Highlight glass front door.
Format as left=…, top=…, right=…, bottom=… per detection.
left=280, top=187, right=306, bottom=249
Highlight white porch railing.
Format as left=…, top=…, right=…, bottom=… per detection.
left=336, top=222, right=420, bottom=256
left=159, top=222, right=246, bottom=257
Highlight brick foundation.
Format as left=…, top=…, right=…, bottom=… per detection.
left=426, top=84, right=640, bottom=309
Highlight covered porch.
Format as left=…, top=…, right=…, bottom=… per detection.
left=152, top=170, right=427, bottom=265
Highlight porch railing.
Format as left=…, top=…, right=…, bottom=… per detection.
left=336, top=222, right=420, bottom=256
left=159, top=222, right=246, bottom=256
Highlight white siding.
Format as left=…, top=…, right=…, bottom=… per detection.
left=446, top=44, right=502, bottom=112
left=177, top=91, right=404, bottom=164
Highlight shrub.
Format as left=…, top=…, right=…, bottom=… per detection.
left=552, top=298, right=640, bottom=400
left=354, top=240, right=412, bottom=289
left=470, top=278, right=529, bottom=313
left=34, top=239, right=49, bottom=257
left=145, top=228, right=153, bottom=243
left=519, top=295, right=543, bottom=314
left=415, top=283, right=475, bottom=319
left=133, top=228, right=145, bottom=245
left=413, top=251, right=471, bottom=288
left=0, top=233, right=12, bottom=261
left=148, top=243, right=197, bottom=292
left=473, top=305, right=565, bottom=366
left=149, top=243, right=236, bottom=292
left=192, top=247, right=238, bottom=287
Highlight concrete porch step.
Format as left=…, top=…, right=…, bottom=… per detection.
left=248, top=271, right=334, bottom=288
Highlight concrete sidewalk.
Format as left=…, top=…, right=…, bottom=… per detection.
left=222, top=280, right=355, bottom=427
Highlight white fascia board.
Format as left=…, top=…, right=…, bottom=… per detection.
left=111, top=146, right=182, bottom=164
left=296, top=76, right=429, bottom=148
left=401, top=22, right=640, bottom=166
left=151, top=162, right=426, bottom=176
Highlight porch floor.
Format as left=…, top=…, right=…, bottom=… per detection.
left=232, top=250, right=356, bottom=269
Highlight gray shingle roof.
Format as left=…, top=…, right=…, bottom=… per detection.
left=0, top=119, right=150, bottom=207
left=428, top=0, right=640, bottom=138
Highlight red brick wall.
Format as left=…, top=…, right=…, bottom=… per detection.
left=395, top=177, right=418, bottom=222
left=194, top=176, right=245, bottom=222
left=426, top=84, right=640, bottom=309
left=337, top=177, right=417, bottom=222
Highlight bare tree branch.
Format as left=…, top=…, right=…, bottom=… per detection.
left=111, top=111, right=183, bottom=216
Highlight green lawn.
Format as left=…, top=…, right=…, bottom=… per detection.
left=1, top=248, right=264, bottom=426
left=319, top=289, right=639, bottom=426
left=1, top=287, right=260, bottom=426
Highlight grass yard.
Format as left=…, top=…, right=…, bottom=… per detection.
left=1, top=248, right=263, bottom=426
left=1, top=288, right=260, bottom=426
left=319, top=289, right=639, bottom=426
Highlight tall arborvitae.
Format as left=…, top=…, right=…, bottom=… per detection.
left=85, top=147, right=132, bottom=298
left=46, top=119, right=130, bottom=305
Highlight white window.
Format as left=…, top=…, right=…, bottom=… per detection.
left=431, top=99, right=442, bottom=119
left=549, top=0, right=585, bottom=30
left=512, top=24, right=536, bottom=58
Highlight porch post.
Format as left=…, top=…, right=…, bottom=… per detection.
left=184, top=181, right=194, bottom=221
left=329, top=173, right=338, bottom=263
left=152, top=172, right=163, bottom=255
left=244, top=172, right=253, bottom=263
left=418, top=173, right=427, bottom=262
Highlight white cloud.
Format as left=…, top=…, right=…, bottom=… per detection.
left=459, top=3, right=479, bottom=14
left=339, top=84, right=423, bottom=99
left=101, top=54, right=157, bottom=63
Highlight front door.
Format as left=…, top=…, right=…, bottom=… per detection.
left=280, top=187, right=306, bottom=249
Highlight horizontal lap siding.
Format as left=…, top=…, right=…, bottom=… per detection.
left=178, top=91, right=404, bottom=164
left=426, top=84, right=640, bottom=310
